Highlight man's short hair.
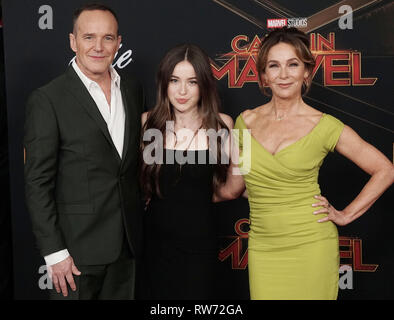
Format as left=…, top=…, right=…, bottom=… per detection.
left=72, top=3, right=119, bottom=34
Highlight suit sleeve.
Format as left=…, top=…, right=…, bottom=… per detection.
left=24, top=89, right=66, bottom=257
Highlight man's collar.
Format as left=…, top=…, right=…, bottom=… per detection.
left=109, top=65, right=121, bottom=87
left=72, top=60, right=121, bottom=89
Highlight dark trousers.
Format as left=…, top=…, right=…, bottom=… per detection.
left=49, top=239, right=135, bottom=300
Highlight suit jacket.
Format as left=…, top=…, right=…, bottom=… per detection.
left=24, top=66, right=144, bottom=265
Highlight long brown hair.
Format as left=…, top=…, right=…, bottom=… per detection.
left=140, top=43, right=229, bottom=199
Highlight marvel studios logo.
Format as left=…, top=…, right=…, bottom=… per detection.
left=267, top=18, right=308, bottom=29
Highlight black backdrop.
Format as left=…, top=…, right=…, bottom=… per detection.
left=2, top=0, right=393, bottom=299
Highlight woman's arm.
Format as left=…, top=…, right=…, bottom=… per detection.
left=213, top=166, right=246, bottom=202
left=313, top=125, right=394, bottom=225
left=213, top=113, right=246, bottom=202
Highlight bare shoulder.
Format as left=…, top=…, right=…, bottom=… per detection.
left=141, top=111, right=149, bottom=127
left=302, top=103, right=324, bottom=125
left=242, top=104, right=268, bottom=125
left=219, top=113, right=234, bottom=129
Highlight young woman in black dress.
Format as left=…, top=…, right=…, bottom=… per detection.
left=140, top=44, right=242, bottom=299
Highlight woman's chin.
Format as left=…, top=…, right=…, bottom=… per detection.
left=273, top=91, right=298, bottom=99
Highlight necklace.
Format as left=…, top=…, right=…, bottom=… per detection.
left=274, top=110, right=287, bottom=121
left=273, top=109, right=288, bottom=121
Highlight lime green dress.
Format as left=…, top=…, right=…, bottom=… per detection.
left=234, top=113, right=344, bottom=300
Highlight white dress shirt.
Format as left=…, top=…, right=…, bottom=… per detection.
left=44, top=61, right=125, bottom=266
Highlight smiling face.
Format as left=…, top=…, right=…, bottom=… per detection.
left=167, top=60, right=200, bottom=114
left=261, top=42, right=310, bottom=99
left=69, top=10, right=121, bottom=80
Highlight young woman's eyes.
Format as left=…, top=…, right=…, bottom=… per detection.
left=289, top=63, right=299, bottom=67
left=268, top=64, right=278, bottom=68
left=169, top=79, right=198, bottom=85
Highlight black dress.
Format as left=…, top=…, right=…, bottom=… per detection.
left=143, top=149, right=219, bottom=300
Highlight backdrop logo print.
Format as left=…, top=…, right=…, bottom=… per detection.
left=266, top=18, right=287, bottom=28
left=339, top=237, right=378, bottom=272
left=218, top=218, right=248, bottom=269
left=287, top=18, right=308, bottom=28
left=142, top=121, right=251, bottom=175
left=211, top=32, right=377, bottom=88
left=266, top=18, right=308, bottom=29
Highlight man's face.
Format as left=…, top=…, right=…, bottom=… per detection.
left=69, top=10, right=121, bottom=79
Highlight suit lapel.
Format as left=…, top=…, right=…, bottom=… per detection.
left=64, top=67, right=121, bottom=163
left=120, top=81, right=130, bottom=163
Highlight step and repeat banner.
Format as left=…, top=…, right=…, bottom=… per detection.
left=2, top=0, right=393, bottom=299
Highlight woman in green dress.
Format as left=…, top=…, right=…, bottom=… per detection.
left=217, top=27, right=394, bottom=299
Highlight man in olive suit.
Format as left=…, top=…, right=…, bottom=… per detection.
left=24, top=4, right=144, bottom=299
